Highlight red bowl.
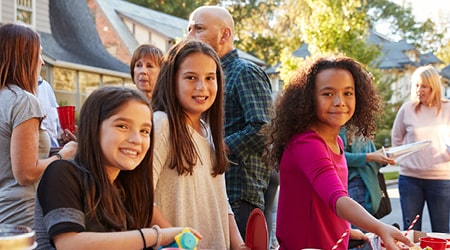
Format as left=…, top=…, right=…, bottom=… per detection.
left=420, top=237, right=447, bottom=250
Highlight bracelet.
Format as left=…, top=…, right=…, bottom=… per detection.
left=137, top=228, right=146, bottom=249
left=54, top=153, right=63, bottom=160
left=151, top=225, right=162, bottom=250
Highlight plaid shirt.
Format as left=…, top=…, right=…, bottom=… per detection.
left=221, top=49, right=272, bottom=209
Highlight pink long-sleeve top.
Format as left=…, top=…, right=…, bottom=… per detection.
left=391, top=101, right=450, bottom=179
left=276, top=130, right=350, bottom=250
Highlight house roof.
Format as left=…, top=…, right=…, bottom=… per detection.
left=441, top=64, right=450, bottom=79
left=292, top=44, right=310, bottom=58
left=291, top=30, right=441, bottom=70
left=376, top=40, right=420, bottom=69
left=43, top=0, right=129, bottom=74
left=420, top=52, right=442, bottom=65
left=95, top=0, right=188, bottom=53
left=94, top=0, right=267, bottom=67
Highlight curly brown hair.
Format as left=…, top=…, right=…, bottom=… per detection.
left=264, top=56, right=383, bottom=170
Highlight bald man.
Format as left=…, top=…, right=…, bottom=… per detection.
left=188, top=6, right=273, bottom=239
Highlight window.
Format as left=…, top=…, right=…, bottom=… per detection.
left=16, top=0, right=33, bottom=25
left=103, top=75, right=123, bottom=87
left=53, top=68, right=77, bottom=107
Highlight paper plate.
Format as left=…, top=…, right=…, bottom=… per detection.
left=385, top=140, right=431, bottom=162
left=245, top=208, right=268, bottom=250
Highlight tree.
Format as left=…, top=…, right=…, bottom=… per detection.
left=437, top=40, right=450, bottom=65
left=274, top=0, right=400, bottom=147
left=226, top=0, right=283, bottom=66
left=364, top=0, right=446, bottom=54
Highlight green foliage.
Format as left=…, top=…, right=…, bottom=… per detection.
left=278, top=48, right=307, bottom=86
left=122, top=0, right=448, bottom=140
left=58, top=100, right=68, bottom=106
left=227, top=0, right=282, bottom=66
left=275, top=0, right=401, bottom=141
left=436, top=40, right=450, bottom=65
left=383, top=171, right=399, bottom=181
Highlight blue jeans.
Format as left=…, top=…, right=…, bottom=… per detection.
left=264, top=170, right=280, bottom=248
left=231, top=200, right=258, bottom=239
left=348, top=176, right=368, bottom=232
left=398, top=175, right=450, bottom=233
left=348, top=176, right=372, bottom=250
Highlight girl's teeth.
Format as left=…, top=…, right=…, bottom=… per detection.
left=122, top=149, right=137, bottom=155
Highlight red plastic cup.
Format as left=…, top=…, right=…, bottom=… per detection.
left=57, top=106, right=76, bottom=133
left=420, top=237, right=447, bottom=250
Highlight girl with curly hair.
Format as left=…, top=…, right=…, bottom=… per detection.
left=265, top=56, right=412, bottom=249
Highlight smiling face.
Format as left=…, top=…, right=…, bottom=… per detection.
left=176, top=52, right=218, bottom=122
left=100, top=100, right=152, bottom=181
left=314, top=68, right=356, bottom=130
left=133, top=56, right=161, bottom=99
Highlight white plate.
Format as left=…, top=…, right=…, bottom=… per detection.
left=426, top=232, right=450, bottom=240
left=386, top=140, right=432, bottom=162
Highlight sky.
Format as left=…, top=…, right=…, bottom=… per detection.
left=391, top=0, right=450, bottom=22
left=376, top=0, right=450, bottom=41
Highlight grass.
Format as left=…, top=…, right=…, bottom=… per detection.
left=383, top=171, right=399, bottom=180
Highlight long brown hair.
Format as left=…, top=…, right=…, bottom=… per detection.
left=0, top=22, right=41, bottom=94
left=75, top=86, right=154, bottom=230
left=152, top=39, right=229, bottom=176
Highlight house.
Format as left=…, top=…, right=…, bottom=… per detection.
left=439, top=65, right=450, bottom=98
left=1, top=0, right=271, bottom=108
left=0, top=0, right=133, bottom=109
left=88, top=0, right=267, bottom=67
left=272, top=30, right=447, bottom=102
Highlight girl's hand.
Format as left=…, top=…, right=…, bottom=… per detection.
left=350, top=228, right=368, bottom=241
left=377, top=224, right=413, bottom=250
left=159, top=227, right=202, bottom=246
left=237, top=243, right=251, bottom=250
left=349, top=229, right=368, bottom=249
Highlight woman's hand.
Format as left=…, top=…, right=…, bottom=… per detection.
left=58, top=141, right=77, bottom=160
left=367, top=149, right=395, bottom=166
left=58, top=128, right=77, bottom=145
